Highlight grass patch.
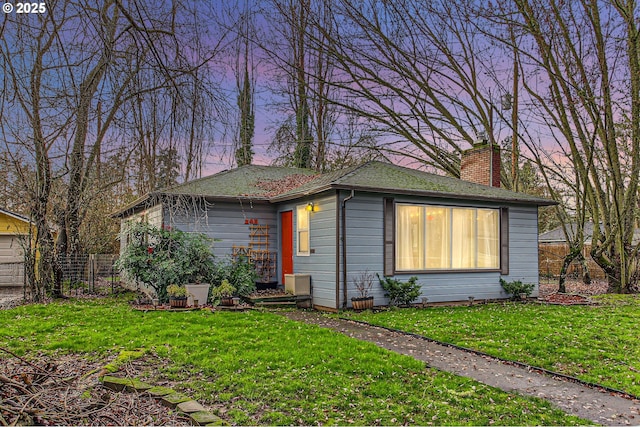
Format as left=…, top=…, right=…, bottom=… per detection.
left=344, top=296, right=640, bottom=396
left=0, top=297, right=587, bottom=425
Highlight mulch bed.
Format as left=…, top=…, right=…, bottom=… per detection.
left=538, top=279, right=607, bottom=305
left=541, top=293, right=592, bottom=305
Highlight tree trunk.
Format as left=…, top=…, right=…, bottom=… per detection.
left=579, top=254, right=591, bottom=285
left=558, top=247, right=581, bottom=293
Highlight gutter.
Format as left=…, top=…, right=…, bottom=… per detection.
left=341, top=190, right=355, bottom=309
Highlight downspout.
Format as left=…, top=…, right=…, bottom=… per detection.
left=341, top=190, right=355, bottom=309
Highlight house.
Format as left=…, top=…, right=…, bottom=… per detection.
left=539, top=222, right=640, bottom=279
left=115, top=143, right=555, bottom=310
left=0, top=208, right=29, bottom=289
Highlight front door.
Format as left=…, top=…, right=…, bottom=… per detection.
left=280, top=211, right=293, bottom=283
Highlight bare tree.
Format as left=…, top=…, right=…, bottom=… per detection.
left=304, top=0, right=517, bottom=175
left=0, top=6, right=64, bottom=299
left=0, top=0, right=231, bottom=299
left=479, top=0, right=640, bottom=292
left=259, top=0, right=345, bottom=170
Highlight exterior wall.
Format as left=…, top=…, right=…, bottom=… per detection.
left=460, top=143, right=501, bottom=188
left=0, top=211, right=31, bottom=236
left=119, top=204, right=163, bottom=255
left=117, top=193, right=541, bottom=308
left=339, top=192, right=540, bottom=307
left=341, top=192, right=385, bottom=308
left=278, top=194, right=338, bottom=309
left=165, top=200, right=278, bottom=260
left=118, top=200, right=278, bottom=289
left=502, top=206, right=540, bottom=297
left=0, top=211, right=30, bottom=288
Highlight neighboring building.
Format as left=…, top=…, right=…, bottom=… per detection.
left=115, top=143, right=555, bottom=311
left=539, top=222, right=640, bottom=279
left=0, top=208, right=29, bottom=289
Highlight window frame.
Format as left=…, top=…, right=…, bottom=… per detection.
left=296, top=205, right=310, bottom=256
left=394, top=202, right=501, bottom=273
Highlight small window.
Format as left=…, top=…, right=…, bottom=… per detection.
left=296, top=205, right=310, bottom=256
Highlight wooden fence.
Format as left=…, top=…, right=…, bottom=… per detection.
left=538, top=243, right=607, bottom=279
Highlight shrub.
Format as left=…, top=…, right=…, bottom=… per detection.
left=377, top=274, right=421, bottom=306
left=500, top=278, right=535, bottom=300
left=167, top=284, right=188, bottom=298
left=209, top=255, right=257, bottom=298
left=115, top=222, right=215, bottom=302
left=212, top=279, right=236, bottom=300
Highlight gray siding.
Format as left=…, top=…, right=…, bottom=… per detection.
left=502, top=206, right=540, bottom=297
left=120, top=204, right=163, bottom=255
left=340, top=192, right=541, bottom=307
left=165, top=200, right=278, bottom=260
left=279, top=194, right=338, bottom=309
left=342, top=193, right=385, bottom=307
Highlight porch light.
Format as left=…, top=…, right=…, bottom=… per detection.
left=306, top=202, right=315, bottom=212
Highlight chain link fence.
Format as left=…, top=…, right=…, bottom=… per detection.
left=56, top=254, right=120, bottom=296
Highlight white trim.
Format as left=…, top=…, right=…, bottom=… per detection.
left=0, top=208, right=31, bottom=224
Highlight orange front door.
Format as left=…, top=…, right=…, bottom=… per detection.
left=281, top=211, right=294, bottom=283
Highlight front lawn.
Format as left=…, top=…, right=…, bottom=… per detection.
left=344, top=295, right=640, bottom=397
left=0, top=297, right=587, bottom=426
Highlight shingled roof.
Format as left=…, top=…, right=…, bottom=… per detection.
left=162, top=165, right=318, bottom=199
left=271, top=161, right=555, bottom=205
left=114, top=161, right=555, bottom=217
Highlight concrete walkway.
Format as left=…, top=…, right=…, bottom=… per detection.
left=282, top=311, right=640, bottom=426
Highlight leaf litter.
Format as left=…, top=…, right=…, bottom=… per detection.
left=0, top=347, right=191, bottom=426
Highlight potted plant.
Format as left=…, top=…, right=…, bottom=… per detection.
left=167, top=284, right=188, bottom=308
left=185, top=277, right=210, bottom=307
left=351, top=271, right=375, bottom=310
left=212, top=279, right=237, bottom=306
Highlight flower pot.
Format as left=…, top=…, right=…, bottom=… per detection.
left=220, top=297, right=235, bottom=306
left=186, top=283, right=210, bottom=306
left=169, top=296, right=187, bottom=308
left=351, top=296, right=374, bottom=310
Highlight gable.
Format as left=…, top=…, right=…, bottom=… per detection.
left=0, top=209, right=31, bottom=235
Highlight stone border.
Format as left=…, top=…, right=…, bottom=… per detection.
left=102, top=375, right=227, bottom=426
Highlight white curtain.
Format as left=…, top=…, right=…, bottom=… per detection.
left=477, top=209, right=499, bottom=268
left=452, top=208, right=476, bottom=268
left=397, top=205, right=499, bottom=271
left=425, top=207, right=450, bottom=268
left=396, top=205, right=424, bottom=270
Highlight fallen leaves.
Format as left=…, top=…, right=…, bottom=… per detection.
left=254, top=174, right=319, bottom=197
left=0, top=348, right=190, bottom=426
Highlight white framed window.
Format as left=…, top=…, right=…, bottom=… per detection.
left=296, top=205, right=310, bottom=256
left=395, top=204, right=499, bottom=271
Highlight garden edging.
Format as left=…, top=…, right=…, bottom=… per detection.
left=101, top=375, right=227, bottom=426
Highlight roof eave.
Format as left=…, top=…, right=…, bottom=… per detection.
left=269, top=185, right=334, bottom=202
left=111, top=194, right=153, bottom=219
left=112, top=193, right=273, bottom=218
left=0, top=208, right=32, bottom=224
left=271, top=183, right=557, bottom=206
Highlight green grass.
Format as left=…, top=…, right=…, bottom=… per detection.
left=0, top=297, right=587, bottom=426
left=344, top=295, right=640, bottom=397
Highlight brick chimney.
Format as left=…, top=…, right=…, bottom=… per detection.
left=460, top=141, right=501, bottom=187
